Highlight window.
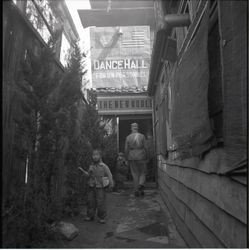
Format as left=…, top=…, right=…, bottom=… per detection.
left=12, top=0, right=26, bottom=12
left=33, top=0, right=57, bottom=32
left=26, top=0, right=52, bottom=43
left=25, top=0, right=60, bottom=44
left=60, top=33, right=71, bottom=67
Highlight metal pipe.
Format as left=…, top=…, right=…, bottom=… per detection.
left=164, top=14, right=191, bottom=28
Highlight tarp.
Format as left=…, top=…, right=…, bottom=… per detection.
left=90, top=26, right=151, bottom=89
left=219, top=0, right=247, bottom=171
left=169, top=3, right=213, bottom=159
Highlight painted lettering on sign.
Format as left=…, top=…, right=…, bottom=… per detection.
left=98, top=98, right=152, bottom=110
left=90, top=26, right=151, bottom=89
left=93, top=70, right=149, bottom=80
left=93, top=59, right=148, bottom=70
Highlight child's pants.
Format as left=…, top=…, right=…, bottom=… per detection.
left=87, top=187, right=106, bottom=219
left=129, top=160, right=147, bottom=191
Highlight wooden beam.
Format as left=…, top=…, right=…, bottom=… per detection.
left=78, top=8, right=155, bottom=28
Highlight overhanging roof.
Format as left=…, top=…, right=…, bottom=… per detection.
left=78, top=8, right=155, bottom=28
left=89, top=0, right=154, bottom=9
left=90, top=87, right=148, bottom=96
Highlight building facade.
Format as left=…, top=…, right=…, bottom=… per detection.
left=148, top=0, right=247, bottom=247
left=78, top=0, right=156, bottom=180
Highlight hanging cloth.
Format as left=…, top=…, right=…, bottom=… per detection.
left=170, top=2, right=213, bottom=159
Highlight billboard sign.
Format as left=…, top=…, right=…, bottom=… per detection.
left=90, top=26, right=151, bottom=89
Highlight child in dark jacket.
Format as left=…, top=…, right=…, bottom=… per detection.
left=78, top=149, right=113, bottom=224
left=114, top=152, right=128, bottom=192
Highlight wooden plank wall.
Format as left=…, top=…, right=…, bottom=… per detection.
left=158, top=152, right=247, bottom=247
left=156, top=1, right=247, bottom=247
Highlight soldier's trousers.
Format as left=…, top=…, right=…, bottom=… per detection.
left=87, top=187, right=106, bottom=219
left=129, top=160, right=147, bottom=191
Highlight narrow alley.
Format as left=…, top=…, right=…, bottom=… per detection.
left=2, top=0, right=247, bottom=248
left=44, top=187, right=186, bottom=248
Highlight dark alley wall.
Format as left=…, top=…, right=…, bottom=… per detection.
left=149, top=0, right=247, bottom=247
left=2, top=0, right=78, bottom=210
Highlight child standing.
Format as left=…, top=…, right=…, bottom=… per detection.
left=115, top=152, right=128, bottom=192
left=78, top=149, right=113, bottom=224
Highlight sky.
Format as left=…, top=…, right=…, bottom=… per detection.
left=65, top=0, right=92, bottom=88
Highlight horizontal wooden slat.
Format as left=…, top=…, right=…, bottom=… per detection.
left=159, top=164, right=246, bottom=223
left=158, top=183, right=201, bottom=248
left=159, top=170, right=247, bottom=248
left=230, top=176, right=247, bottom=185
left=158, top=180, right=225, bottom=248
left=163, top=146, right=247, bottom=177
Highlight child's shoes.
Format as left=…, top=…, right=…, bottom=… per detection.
left=98, top=219, right=106, bottom=224
left=139, top=190, right=145, bottom=196
left=134, top=190, right=140, bottom=197
left=84, top=216, right=94, bottom=221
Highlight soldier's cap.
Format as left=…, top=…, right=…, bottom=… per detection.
left=131, top=123, right=138, bottom=129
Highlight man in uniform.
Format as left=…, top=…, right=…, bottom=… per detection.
left=125, top=123, right=147, bottom=197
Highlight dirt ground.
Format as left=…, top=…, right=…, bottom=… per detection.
left=43, top=188, right=186, bottom=248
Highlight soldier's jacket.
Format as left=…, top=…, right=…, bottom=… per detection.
left=125, top=132, right=147, bottom=161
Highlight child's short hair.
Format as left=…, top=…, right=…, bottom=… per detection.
left=92, top=148, right=102, bottom=156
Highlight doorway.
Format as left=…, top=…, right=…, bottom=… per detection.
left=118, top=115, right=155, bottom=182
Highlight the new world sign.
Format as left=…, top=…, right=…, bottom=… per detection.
left=90, top=26, right=151, bottom=89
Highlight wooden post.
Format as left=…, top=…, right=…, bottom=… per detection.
left=151, top=97, right=158, bottom=185
left=116, top=116, right=119, bottom=154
